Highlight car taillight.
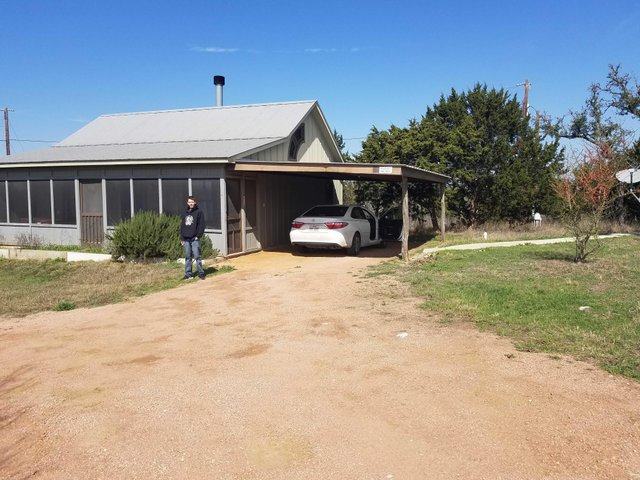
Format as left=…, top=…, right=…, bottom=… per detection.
left=291, top=221, right=304, bottom=229
left=325, top=221, right=348, bottom=229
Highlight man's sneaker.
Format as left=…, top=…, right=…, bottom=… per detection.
left=182, top=275, right=194, bottom=280
left=198, top=274, right=206, bottom=280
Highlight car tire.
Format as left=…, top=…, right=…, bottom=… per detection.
left=347, top=232, right=361, bottom=256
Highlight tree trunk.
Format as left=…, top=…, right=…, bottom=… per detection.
left=429, top=208, right=439, bottom=231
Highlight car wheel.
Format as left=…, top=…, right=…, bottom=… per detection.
left=347, top=232, right=361, bottom=256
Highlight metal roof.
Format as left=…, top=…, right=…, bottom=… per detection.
left=2, top=100, right=326, bottom=166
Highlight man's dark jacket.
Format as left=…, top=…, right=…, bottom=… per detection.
left=180, top=205, right=205, bottom=240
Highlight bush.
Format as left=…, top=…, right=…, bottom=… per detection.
left=106, top=211, right=217, bottom=261
left=15, top=232, right=43, bottom=248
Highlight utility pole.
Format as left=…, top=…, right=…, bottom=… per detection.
left=3, top=107, right=13, bottom=156
left=521, top=80, right=530, bottom=118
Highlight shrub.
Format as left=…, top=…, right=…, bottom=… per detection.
left=555, top=144, right=618, bottom=262
left=106, top=211, right=217, bottom=261
left=15, top=232, right=43, bottom=248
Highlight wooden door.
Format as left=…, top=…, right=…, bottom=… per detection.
left=226, top=178, right=242, bottom=254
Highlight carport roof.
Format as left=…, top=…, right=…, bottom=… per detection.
left=231, top=160, right=450, bottom=184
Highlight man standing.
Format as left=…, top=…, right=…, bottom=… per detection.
left=180, top=195, right=206, bottom=280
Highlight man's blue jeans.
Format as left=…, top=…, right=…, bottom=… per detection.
left=184, top=239, right=204, bottom=277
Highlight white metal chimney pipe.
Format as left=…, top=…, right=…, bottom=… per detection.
left=213, top=75, right=225, bottom=106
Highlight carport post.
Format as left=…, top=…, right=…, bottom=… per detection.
left=401, top=175, right=409, bottom=261
left=440, top=183, right=446, bottom=241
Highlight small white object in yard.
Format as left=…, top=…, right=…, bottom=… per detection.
left=483, top=231, right=488, bottom=240
left=396, top=331, right=409, bottom=339
left=579, top=306, right=591, bottom=312
left=533, top=212, right=542, bottom=226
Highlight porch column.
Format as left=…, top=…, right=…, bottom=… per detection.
left=401, top=175, right=409, bottom=262
left=440, top=183, right=446, bottom=241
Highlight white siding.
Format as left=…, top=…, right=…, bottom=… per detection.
left=243, top=111, right=340, bottom=164
left=245, top=142, right=287, bottom=162
left=298, top=112, right=340, bottom=163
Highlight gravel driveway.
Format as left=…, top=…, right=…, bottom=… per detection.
left=1, top=244, right=639, bottom=479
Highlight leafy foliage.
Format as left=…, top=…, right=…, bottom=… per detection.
left=599, top=64, right=640, bottom=119
left=107, top=211, right=216, bottom=261
left=543, top=64, right=640, bottom=223
left=555, top=144, right=620, bottom=262
left=332, top=128, right=352, bottom=161
left=355, top=84, right=563, bottom=226
left=541, top=83, right=631, bottom=154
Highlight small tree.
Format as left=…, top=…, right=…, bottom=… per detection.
left=555, top=144, right=618, bottom=262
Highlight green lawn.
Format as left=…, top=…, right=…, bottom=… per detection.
left=0, top=259, right=232, bottom=317
left=373, top=235, right=640, bottom=380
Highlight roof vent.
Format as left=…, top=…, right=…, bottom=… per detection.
left=213, top=75, right=225, bottom=107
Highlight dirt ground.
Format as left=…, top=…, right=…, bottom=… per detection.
left=1, top=244, right=639, bottom=480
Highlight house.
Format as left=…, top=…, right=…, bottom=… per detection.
left=0, top=80, right=450, bottom=259
left=0, top=98, right=347, bottom=256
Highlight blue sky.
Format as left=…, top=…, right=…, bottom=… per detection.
left=1, top=0, right=639, bottom=157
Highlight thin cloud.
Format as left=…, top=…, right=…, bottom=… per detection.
left=191, top=46, right=364, bottom=54
left=305, top=47, right=365, bottom=53
left=191, top=46, right=240, bottom=53
left=305, top=48, right=338, bottom=53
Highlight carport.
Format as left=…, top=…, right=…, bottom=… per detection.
left=231, top=160, right=450, bottom=261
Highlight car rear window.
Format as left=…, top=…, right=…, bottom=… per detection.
left=303, top=206, right=349, bottom=217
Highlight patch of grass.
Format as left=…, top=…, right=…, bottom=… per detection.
left=0, top=259, right=233, bottom=317
left=419, top=220, right=639, bottom=249
left=38, top=244, right=107, bottom=253
left=375, top=236, right=640, bottom=380
left=53, top=300, right=76, bottom=311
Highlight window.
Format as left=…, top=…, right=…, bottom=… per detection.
left=8, top=181, right=28, bottom=223
left=303, top=205, right=348, bottom=217
left=133, top=179, right=159, bottom=215
left=288, top=123, right=305, bottom=160
left=53, top=180, right=76, bottom=225
left=30, top=180, right=52, bottom=224
left=191, top=179, right=221, bottom=229
left=161, top=179, right=189, bottom=216
left=350, top=207, right=365, bottom=219
left=0, top=181, right=6, bottom=223
left=106, top=179, right=131, bottom=226
left=81, top=181, right=103, bottom=213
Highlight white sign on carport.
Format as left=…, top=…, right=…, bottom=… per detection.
left=231, top=160, right=451, bottom=261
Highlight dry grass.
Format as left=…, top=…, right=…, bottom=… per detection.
left=0, top=259, right=230, bottom=317
left=417, top=219, right=639, bottom=247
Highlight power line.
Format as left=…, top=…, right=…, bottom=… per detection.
left=9, top=138, right=58, bottom=143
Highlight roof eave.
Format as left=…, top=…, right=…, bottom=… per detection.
left=0, top=158, right=231, bottom=169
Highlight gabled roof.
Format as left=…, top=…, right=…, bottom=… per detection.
left=2, top=100, right=341, bottom=166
